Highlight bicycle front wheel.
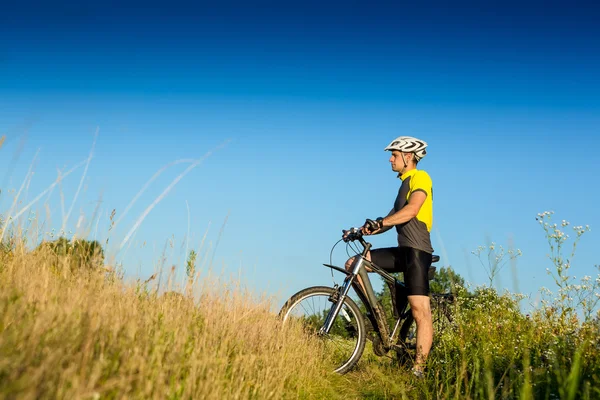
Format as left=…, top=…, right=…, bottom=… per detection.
left=278, top=286, right=366, bottom=374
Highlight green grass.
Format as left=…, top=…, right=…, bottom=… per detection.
left=0, top=215, right=599, bottom=399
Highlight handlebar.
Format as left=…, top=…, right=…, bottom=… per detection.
left=342, top=227, right=372, bottom=254
left=342, top=227, right=363, bottom=243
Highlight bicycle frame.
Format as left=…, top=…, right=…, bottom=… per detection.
left=320, top=236, right=411, bottom=350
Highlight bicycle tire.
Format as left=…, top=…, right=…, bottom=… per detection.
left=430, top=294, right=455, bottom=333
left=278, top=286, right=366, bottom=374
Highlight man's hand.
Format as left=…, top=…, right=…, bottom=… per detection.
left=362, top=218, right=384, bottom=235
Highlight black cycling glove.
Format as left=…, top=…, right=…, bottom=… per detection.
left=364, top=218, right=384, bottom=232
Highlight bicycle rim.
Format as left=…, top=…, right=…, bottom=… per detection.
left=431, top=295, right=454, bottom=333
left=279, top=286, right=366, bottom=374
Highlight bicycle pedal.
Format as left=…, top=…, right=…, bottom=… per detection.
left=391, top=343, right=415, bottom=351
left=391, top=343, right=417, bottom=350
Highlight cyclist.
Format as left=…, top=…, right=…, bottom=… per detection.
left=344, top=136, right=434, bottom=377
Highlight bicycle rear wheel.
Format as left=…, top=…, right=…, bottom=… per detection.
left=430, top=293, right=455, bottom=333
left=278, top=286, right=366, bottom=374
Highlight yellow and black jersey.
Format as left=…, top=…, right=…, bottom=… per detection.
left=392, top=169, right=434, bottom=254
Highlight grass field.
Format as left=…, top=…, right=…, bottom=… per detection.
left=0, top=212, right=599, bottom=399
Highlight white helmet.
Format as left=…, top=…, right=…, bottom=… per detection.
left=384, top=136, right=428, bottom=160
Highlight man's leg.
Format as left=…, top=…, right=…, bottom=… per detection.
left=407, top=294, right=433, bottom=372
left=346, top=248, right=403, bottom=290
left=344, top=253, right=372, bottom=292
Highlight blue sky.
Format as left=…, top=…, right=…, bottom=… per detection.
left=1, top=1, right=599, bottom=308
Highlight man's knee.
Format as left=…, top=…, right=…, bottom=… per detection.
left=409, top=296, right=432, bottom=323
left=345, top=257, right=355, bottom=271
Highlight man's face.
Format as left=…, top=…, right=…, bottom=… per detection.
left=389, top=150, right=409, bottom=172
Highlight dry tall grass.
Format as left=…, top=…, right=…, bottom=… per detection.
left=2, top=217, right=597, bottom=399
left=0, top=240, right=337, bottom=399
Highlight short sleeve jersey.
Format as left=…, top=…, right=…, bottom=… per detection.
left=393, top=169, right=434, bottom=253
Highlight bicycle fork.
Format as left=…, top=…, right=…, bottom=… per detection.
left=318, top=255, right=367, bottom=334
left=319, top=255, right=388, bottom=338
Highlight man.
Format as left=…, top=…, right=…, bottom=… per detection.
left=344, top=136, right=434, bottom=377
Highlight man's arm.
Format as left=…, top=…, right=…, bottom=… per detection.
left=371, top=208, right=395, bottom=234
left=380, top=191, right=427, bottom=228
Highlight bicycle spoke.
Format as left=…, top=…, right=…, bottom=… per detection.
left=280, top=287, right=366, bottom=374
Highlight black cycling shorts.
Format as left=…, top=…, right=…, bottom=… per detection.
left=369, top=247, right=432, bottom=296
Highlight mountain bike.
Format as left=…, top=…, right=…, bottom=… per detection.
left=278, top=226, right=453, bottom=374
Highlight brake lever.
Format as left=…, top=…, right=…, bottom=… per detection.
left=342, top=227, right=363, bottom=242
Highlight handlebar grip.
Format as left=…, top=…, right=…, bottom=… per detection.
left=364, top=219, right=378, bottom=232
